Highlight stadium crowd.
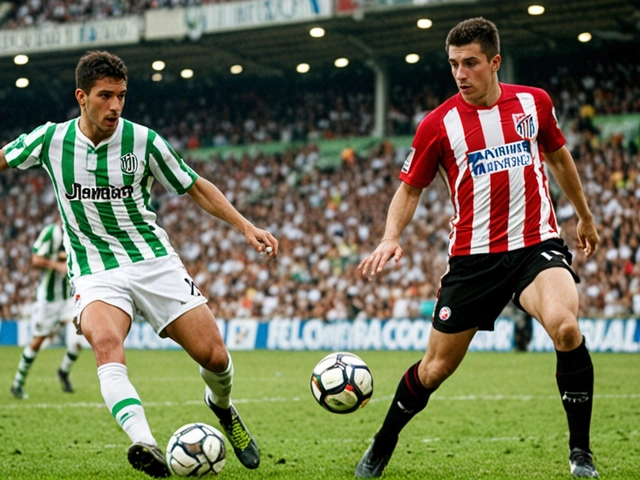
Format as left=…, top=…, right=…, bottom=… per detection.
left=1, top=0, right=225, bottom=29
left=1, top=22, right=639, bottom=322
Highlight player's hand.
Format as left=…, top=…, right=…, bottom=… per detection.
left=576, top=218, right=599, bottom=258
left=358, top=238, right=403, bottom=280
left=244, top=225, right=278, bottom=257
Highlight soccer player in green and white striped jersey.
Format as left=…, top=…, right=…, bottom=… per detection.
left=10, top=221, right=82, bottom=399
left=0, top=50, right=279, bottom=479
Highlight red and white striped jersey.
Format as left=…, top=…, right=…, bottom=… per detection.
left=400, top=83, right=565, bottom=257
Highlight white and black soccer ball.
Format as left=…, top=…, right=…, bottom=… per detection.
left=166, top=422, right=226, bottom=477
left=310, top=352, right=374, bottom=414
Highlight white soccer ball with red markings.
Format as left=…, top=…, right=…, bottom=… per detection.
left=310, top=352, right=374, bottom=414
left=166, top=423, right=226, bottom=477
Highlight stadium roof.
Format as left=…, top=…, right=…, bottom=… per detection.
left=2, top=0, right=640, bottom=89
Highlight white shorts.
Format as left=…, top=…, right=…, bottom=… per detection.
left=31, top=298, right=76, bottom=337
left=71, top=255, right=208, bottom=337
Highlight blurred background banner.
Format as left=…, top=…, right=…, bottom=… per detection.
left=145, top=0, right=333, bottom=41
left=1, top=317, right=638, bottom=352
left=0, top=16, right=141, bottom=56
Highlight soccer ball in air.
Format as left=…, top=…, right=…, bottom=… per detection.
left=310, top=352, right=374, bottom=414
left=166, top=423, right=226, bottom=477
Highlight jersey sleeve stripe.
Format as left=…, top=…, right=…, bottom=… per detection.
left=149, top=132, right=198, bottom=195
left=4, top=124, right=48, bottom=169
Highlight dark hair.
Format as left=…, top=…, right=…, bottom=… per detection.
left=75, top=51, right=128, bottom=92
left=445, top=17, right=500, bottom=61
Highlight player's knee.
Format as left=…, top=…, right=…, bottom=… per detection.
left=199, top=348, right=229, bottom=373
left=551, top=320, right=582, bottom=350
left=420, top=361, right=454, bottom=389
left=87, top=330, right=123, bottom=355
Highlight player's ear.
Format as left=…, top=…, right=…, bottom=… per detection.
left=491, top=54, right=501, bottom=73
left=75, top=88, right=86, bottom=107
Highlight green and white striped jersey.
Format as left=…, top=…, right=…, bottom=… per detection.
left=5, top=118, right=199, bottom=279
left=33, top=223, right=70, bottom=302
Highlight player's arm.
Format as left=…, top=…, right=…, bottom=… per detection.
left=544, top=145, right=599, bottom=257
left=358, top=181, right=423, bottom=279
left=187, top=176, right=278, bottom=256
left=0, top=148, right=8, bottom=173
left=32, top=253, right=67, bottom=274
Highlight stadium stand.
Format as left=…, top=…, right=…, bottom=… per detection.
left=1, top=2, right=639, bottom=322
left=1, top=1, right=226, bottom=29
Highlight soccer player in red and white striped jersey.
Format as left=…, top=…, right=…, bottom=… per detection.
left=357, top=17, right=600, bottom=479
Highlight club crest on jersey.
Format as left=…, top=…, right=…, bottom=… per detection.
left=120, top=153, right=139, bottom=175
left=513, top=113, right=537, bottom=140
left=467, top=140, right=532, bottom=177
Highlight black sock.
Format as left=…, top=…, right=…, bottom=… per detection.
left=379, top=361, right=436, bottom=438
left=555, top=337, right=594, bottom=452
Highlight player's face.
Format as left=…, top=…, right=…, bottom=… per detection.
left=76, top=77, right=126, bottom=143
left=448, top=42, right=501, bottom=107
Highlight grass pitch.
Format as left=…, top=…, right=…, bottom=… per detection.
left=0, top=347, right=638, bottom=479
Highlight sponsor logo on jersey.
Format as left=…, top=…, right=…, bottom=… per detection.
left=512, top=113, right=537, bottom=140
left=438, top=306, right=452, bottom=321
left=401, top=147, right=416, bottom=174
left=65, top=182, right=134, bottom=201
left=120, top=152, right=139, bottom=175
left=467, top=140, right=532, bottom=177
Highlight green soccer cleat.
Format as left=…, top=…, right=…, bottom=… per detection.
left=205, top=395, right=260, bottom=469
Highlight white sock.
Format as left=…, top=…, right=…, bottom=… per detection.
left=13, top=346, right=37, bottom=387
left=97, top=362, right=156, bottom=445
left=59, top=341, right=81, bottom=373
left=200, top=354, right=234, bottom=410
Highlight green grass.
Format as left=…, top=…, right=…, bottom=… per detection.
left=0, top=347, right=638, bottom=479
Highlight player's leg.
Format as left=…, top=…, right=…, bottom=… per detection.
left=11, top=299, right=54, bottom=399
left=57, top=321, right=81, bottom=393
left=58, top=299, right=82, bottom=392
left=11, top=335, right=46, bottom=399
left=164, top=306, right=260, bottom=469
left=519, top=267, right=598, bottom=478
left=81, top=300, right=169, bottom=478
left=355, top=327, right=476, bottom=478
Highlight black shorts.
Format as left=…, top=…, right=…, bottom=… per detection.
left=432, top=238, right=580, bottom=334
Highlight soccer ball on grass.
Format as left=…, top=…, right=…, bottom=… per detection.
left=310, top=351, right=373, bottom=414
left=166, top=422, right=226, bottom=477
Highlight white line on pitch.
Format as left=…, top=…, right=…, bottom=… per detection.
left=1, top=393, right=638, bottom=410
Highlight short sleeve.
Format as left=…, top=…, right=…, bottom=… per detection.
left=147, top=130, right=199, bottom=194
left=4, top=123, right=53, bottom=170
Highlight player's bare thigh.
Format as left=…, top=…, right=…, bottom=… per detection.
left=518, top=267, right=582, bottom=351
left=80, top=300, right=131, bottom=365
left=163, top=304, right=228, bottom=373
